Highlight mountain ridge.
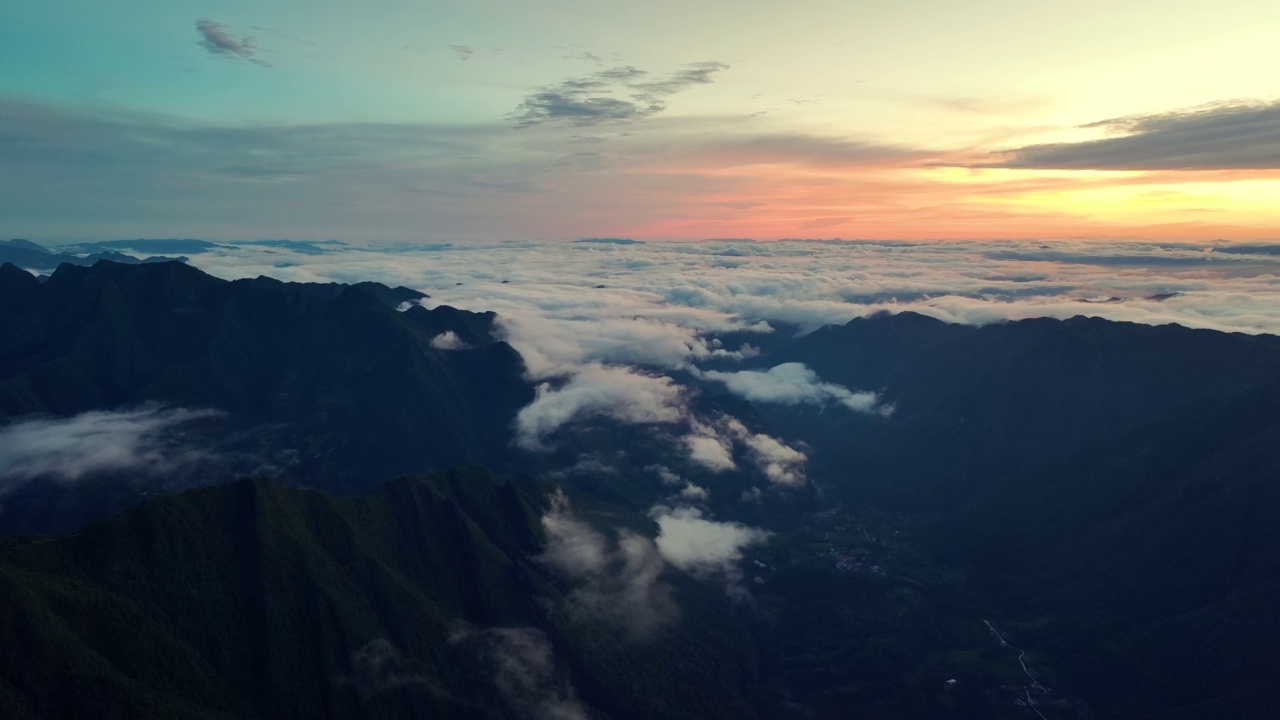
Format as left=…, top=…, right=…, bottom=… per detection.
left=0, top=469, right=759, bottom=720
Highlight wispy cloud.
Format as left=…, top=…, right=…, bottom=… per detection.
left=690, top=133, right=928, bottom=167
left=508, top=61, right=729, bottom=128
left=9, top=96, right=1279, bottom=242
left=539, top=491, right=676, bottom=637
left=195, top=19, right=271, bottom=67
left=539, top=490, right=769, bottom=632
left=0, top=406, right=221, bottom=489
left=448, top=624, right=588, bottom=720
left=340, top=639, right=434, bottom=697
left=978, top=101, right=1280, bottom=170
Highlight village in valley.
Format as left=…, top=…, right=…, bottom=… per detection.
left=749, top=505, right=915, bottom=584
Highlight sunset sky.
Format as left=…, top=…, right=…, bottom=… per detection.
left=4, top=0, right=1279, bottom=241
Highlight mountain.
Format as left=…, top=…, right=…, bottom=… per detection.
left=699, top=311, right=1280, bottom=718
left=5, top=263, right=1280, bottom=719
left=750, top=311, right=1280, bottom=509
left=937, top=377, right=1280, bottom=718
left=0, top=260, right=535, bottom=531
left=0, top=239, right=183, bottom=273
left=0, top=469, right=758, bottom=720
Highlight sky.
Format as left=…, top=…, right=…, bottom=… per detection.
left=4, top=1, right=1280, bottom=241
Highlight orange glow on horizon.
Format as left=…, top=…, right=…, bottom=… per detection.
left=588, top=158, right=1280, bottom=241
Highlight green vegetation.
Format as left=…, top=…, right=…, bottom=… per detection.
left=0, top=469, right=758, bottom=720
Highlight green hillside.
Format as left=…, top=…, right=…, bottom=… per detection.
left=0, top=469, right=758, bottom=720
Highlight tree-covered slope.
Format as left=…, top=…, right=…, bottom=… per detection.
left=0, top=469, right=758, bottom=720
left=936, top=378, right=1280, bottom=719
left=757, top=312, right=1280, bottom=509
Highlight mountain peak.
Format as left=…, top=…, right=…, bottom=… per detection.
left=3, top=238, right=50, bottom=253
left=0, top=261, right=41, bottom=304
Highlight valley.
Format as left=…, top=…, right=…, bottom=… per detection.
left=1, top=255, right=1277, bottom=719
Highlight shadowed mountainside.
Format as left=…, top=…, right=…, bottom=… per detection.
left=0, top=260, right=534, bottom=500
left=0, top=469, right=758, bottom=720
left=752, top=311, right=1280, bottom=509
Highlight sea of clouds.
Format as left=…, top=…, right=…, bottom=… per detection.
left=16, top=237, right=1280, bottom=485
left=176, top=239, right=1280, bottom=588
left=10, top=237, right=1279, bottom=620
left=171, top=236, right=1280, bottom=465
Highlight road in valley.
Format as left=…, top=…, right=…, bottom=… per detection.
left=984, top=620, right=1049, bottom=720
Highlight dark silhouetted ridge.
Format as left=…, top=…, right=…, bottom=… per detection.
left=0, top=260, right=535, bottom=506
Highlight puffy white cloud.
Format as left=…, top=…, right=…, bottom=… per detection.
left=678, top=483, right=710, bottom=502
left=683, top=429, right=736, bottom=472
left=0, top=406, right=221, bottom=489
left=699, top=362, right=888, bottom=414
left=540, top=491, right=770, bottom=630
left=515, top=364, right=685, bottom=450
left=649, top=505, right=770, bottom=575
left=429, top=330, right=470, bottom=350
left=739, top=431, right=808, bottom=488
left=681, top=417, right=809, bottom=487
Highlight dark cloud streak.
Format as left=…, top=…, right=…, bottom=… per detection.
left=508, top=61, right=729, bottom=128
left=976, top=101, right=1280, bottom=170
left=196, top=19, right=271, bottom=67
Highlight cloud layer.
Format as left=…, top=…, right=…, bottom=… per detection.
left=170, top=237, right=1280, bottom=485
left=9, top=96, right=1278, bottom=242
left=981, top=101, right=1280, bottom=170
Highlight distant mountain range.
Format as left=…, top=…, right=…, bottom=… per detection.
left=0, top=238, right=186, bottom=274
left=0, top=239, right=354, bottom=272
left=1, top=259, right=1277, bottom=719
